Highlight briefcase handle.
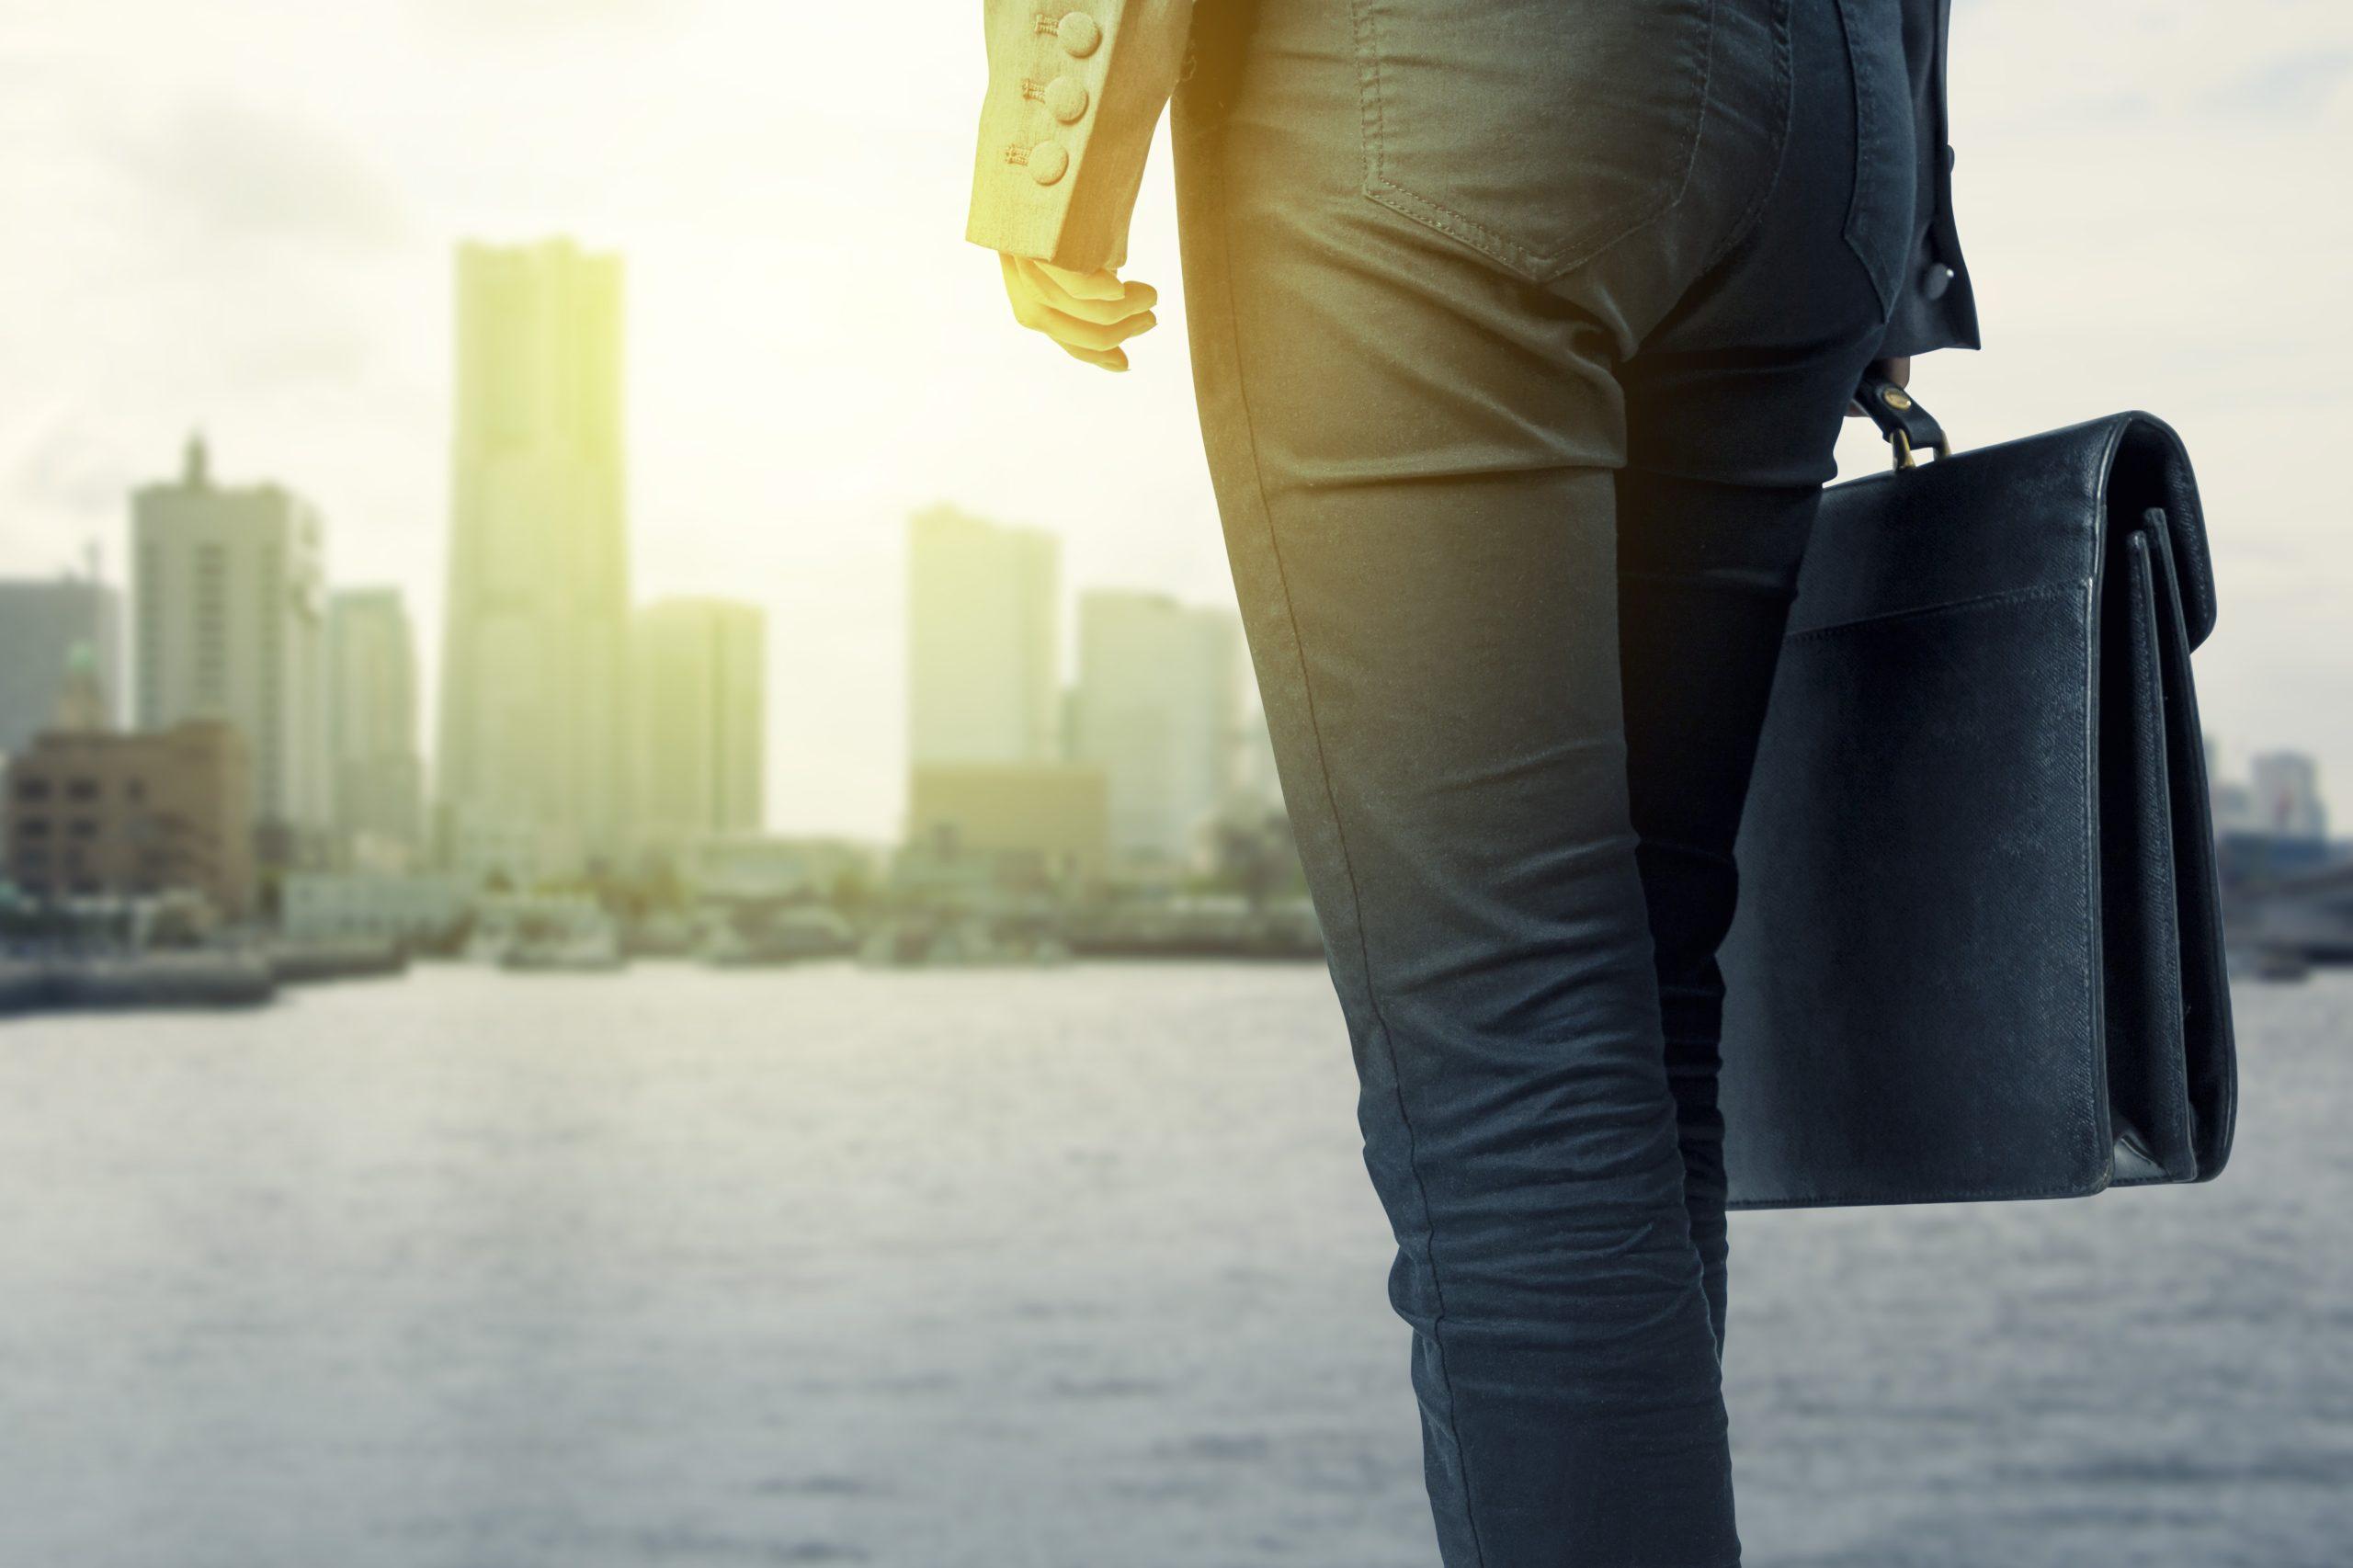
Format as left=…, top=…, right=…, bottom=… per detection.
left=1854, top=369, right=1952, bottom=470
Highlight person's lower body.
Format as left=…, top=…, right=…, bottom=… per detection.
left=1172, top=1, right=1919, bottom=1562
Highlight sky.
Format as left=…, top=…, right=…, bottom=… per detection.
left=1, top=0, right=2347, bottom=839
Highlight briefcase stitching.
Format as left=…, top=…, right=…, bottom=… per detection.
left=1780, top=579, right=2081, bottom=645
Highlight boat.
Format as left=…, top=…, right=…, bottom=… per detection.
left=2253, top=946, right=2312, bottom=983
left=499, top=926, right=625, bottom=972
left=467, top=894, right=627, bottom=972
left=700, top=905, right=858, bottom=966
left=856, top=913, right=1071, bottom=968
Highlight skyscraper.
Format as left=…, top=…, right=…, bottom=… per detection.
left=329, top=587, right=425, bottom=865
left=437, top=238, right=631, bottom=879
left=0, top=568, right=121, bottom=758
left=1070, top=589, right=1247, bottom=868
left=131, top=434, right=330, bottom=849
left=631, top=597, right=766, bottom=848
left=906, top=505, right=1061, bottom=767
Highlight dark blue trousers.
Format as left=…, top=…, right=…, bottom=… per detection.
left=1172, top=2, right=1918, bottom=1562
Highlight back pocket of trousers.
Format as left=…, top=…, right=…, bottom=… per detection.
left=1833, top=0, right=1916, bottom=320
left=1349, top=0, right=1717, bottom=286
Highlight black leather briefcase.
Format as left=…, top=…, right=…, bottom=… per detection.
left=1718, top=379, right=2238, bottom=1209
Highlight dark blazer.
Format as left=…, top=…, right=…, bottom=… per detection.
left=969, top=0, right=1979, bottom=358
left=1882, top=0, right=1980, bottom=358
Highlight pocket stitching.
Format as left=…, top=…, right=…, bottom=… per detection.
left=1354, top=1, right=1546, bottom=276
left=1352, top=0, right=1720, bottom=284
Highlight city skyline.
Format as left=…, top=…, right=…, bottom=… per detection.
left=1, top=406, right=1303, bottom=880
left=6, top=427, right=2337, bottom=858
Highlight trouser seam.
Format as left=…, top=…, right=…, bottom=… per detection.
left=1197, top=131, right=1494, bottom=1568
left=1693, top=0, right=1797, bottom=285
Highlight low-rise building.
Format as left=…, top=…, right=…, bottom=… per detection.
left=279, top=870, right=472, bottom=945
left=901, top=761, right=1110, bottom=893
left=4, top=719, right=255, bottom=919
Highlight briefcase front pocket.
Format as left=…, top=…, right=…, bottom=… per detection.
left=1720, top=582, right=2117, bottom=1206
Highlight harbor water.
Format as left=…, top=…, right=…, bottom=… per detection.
left=0, top=962, right=2346, bottom=1567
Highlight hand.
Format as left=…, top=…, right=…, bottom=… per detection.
left=1845, top=355, right=1911, bottom=417
left=998, top=254, right=1161, bottom=372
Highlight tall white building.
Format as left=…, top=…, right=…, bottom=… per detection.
left=2205, top=736, right=2258, bottom=837
left=438, top=238, right=631, bottom=879
left=329, top=588, right=425, bottom=865
left=631, top=597, right=766, bottom=848
left=132, top=434, right=330, bottom=845
left=0, top=569, right=121, bottom=757
left=1070, top=590, right=1247, bottom=868
left=906, top=505, right=1061, bottom=767
left=1234, top=700, right=1284, bottom=812
left=2250, top=751, right=2329, bottom=841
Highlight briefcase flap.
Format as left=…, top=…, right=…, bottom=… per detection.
left=1801, top=413, right=2214, bottom=649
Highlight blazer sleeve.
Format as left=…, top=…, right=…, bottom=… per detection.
left=967, top=1, right=1195, bottom=271
left=1876, top=0, right=1981, bottom=358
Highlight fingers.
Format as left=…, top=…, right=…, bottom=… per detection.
left=1016, top=256, right=1156, bottom=324
left=1036, top=260, right=1126, bottom=301
left=1015, top=299, right=1157, bottom=352
left=999, top=253, right=1160, bottom=369
left=1057, top=341, right=1130, bottom=372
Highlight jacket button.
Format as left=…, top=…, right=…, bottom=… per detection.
left=1922, top=262, right=1955, bottom=301
left=1043, top=76, right=1090, bottom=123
left=1057, top=11, right=1102, bottom=57
left=1029, top=140, right=1071, bottom=185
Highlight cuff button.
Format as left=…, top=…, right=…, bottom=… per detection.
left=1921, top=261, right=1955, bottom=301
left=1057, top=11, right=1102, bottom=57
left=1043, top=76, right=1090, bottom=123
left=1029, top=140, right=1071, bottom=186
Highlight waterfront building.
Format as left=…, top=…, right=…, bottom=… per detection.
left=0, top=570, right=121, bottom=758
left=903, top=761, right=1109, bottom=890
left=906, top=506, right=1062, bottom=767
left=280, top=870, right=472, bottom=945
left=441, top=815, right=541, bottom=890
left=131, top=435, right=330, bottom=853
left=631, top=597, right=765, bottom=852
left=2249, top=751, right=2329, bottom=842
left=329, top=588, right=426, bottom=867
left=437, top=238, right=632, bottom=880
left=1068, top=590, right=1247, bottom=870
left=680, top=834, right=883, bottom=903
left=4, top=711, right=255, bottom=919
